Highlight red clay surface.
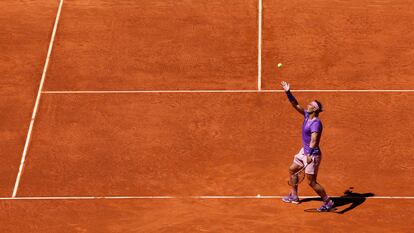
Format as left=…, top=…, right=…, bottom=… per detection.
left=17, top=93, right=414, bottom=197
left=1, top=199, right=413, bottom=232
left=0, top=0, right=58, bottom=196
left=2, top=0, right=414, bottom=232
left=44, top=0, right=258, bottom=91
left=263, top=0, right=414, bottom=90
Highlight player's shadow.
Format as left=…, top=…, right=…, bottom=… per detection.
left=300, top=188, right=375, bottom=214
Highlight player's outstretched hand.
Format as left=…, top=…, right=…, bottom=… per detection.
left=281, top=81, right=290, bottom=92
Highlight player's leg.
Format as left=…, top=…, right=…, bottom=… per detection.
left=282, top=149, right=305, bottom=204
left=289, top=162, right=302, bottom=196
left=307, top=174, right=335, bottom=211
left=305, top=156, right=335, bottom=211
left=306, top=173, right=328, bottom=200
left=282, top=161, right=302, bottom=204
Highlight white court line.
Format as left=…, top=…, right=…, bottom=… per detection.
left=12, top=0, right=64, bottom=198
left=42, top=89, right=414, bottom=94
left=257, top=0, right=263, bottom=91
left=2, top=195, right=414, bottom=201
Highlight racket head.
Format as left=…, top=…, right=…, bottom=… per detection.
left=287, top=168, right=306, bottom=186
left=287, top=159, right=314, bottom=186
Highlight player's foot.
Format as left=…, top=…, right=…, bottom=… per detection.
left=317, top=199, right=335, bottom=212
left=282, top=193, right=300, bottom=204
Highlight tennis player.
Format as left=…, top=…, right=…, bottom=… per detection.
left=280, top=81, right=334, bottom=212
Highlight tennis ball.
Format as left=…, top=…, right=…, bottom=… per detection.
left=277, top=63, right=282, bottom=68
left=257, top=194, right=261, bottom=197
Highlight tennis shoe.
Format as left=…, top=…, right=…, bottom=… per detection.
left=317, top=200, right=335, bottom=212
left=282, top=193, right=300, bottom=204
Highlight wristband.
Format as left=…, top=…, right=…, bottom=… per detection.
left=309, top=147, right=316, bottom=156
left=285, top=90, right=297, bottom=102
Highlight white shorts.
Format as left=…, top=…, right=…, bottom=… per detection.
left=293, top=148, right=322, bottom=175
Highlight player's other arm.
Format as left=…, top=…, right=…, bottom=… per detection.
left=309, top=122, right=322, bottom=155
left=281, top=81, right=305, bottom=115
left=309, top=132, right=320, bottom=150
left=306, top=132, right=320, bottom=163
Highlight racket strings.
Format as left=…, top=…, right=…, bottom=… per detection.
left=288, top=168, right=306, bottom=186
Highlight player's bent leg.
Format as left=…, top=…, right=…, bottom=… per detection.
left=289, top=163, right=302, bottom=174
left=289, top=162, right=302, bottom=190
left=282, top=163, right=302, bottom=204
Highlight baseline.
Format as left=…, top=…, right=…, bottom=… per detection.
left=42, top=89, right=414, bottom=94
left=1, top=195, right=414, bottom=201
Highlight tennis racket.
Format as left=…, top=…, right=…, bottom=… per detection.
left=287, top=159, right=313, bottom=186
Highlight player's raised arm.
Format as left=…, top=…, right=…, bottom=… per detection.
left=281, top=81, right=305, bottom=115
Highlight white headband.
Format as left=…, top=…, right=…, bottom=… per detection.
left=310, top=101, right=320, bottom=111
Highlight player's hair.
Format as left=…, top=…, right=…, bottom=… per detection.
left=314, top=100, right=323, bottom=115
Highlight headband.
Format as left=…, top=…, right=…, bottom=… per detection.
left=310, top=101, right=320, bottom=111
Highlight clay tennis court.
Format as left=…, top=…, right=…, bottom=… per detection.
left=1, top=0, right=413, bottom=232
